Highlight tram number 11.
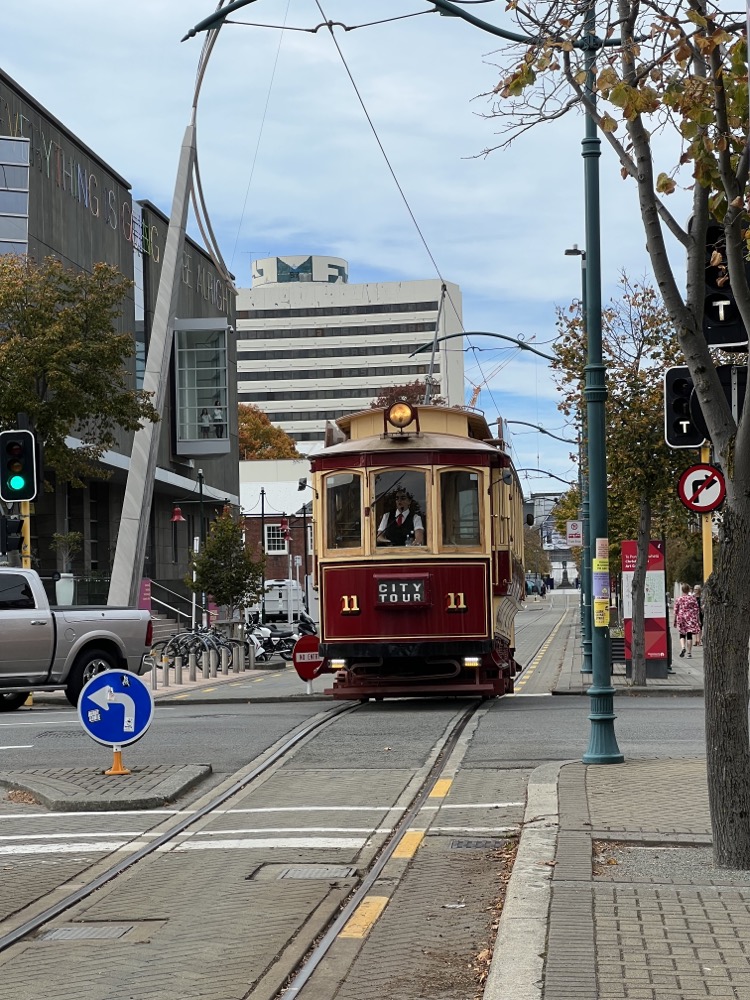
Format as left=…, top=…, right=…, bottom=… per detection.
left=341, top=595, right=360, bottom=615
left=446, top=592, right=467, bottom=612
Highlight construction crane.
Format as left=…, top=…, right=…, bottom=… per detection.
left=465, top=337, right=536, bottom=408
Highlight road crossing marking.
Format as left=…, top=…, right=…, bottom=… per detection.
left=339, top=896, right=390, bottom=938
left=514, top=612, right=568, bottom=692
left=171, top=836, right=365, bottom=851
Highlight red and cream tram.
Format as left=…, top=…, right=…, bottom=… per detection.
left=309, top=402, right=526, bottom=700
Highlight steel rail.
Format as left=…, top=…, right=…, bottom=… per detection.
left=0, top=702, right=357, bottom=953
left=283, top=700, right=481, bottom=998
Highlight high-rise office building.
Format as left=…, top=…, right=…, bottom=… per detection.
left=236, top=255, right=465, bottom=451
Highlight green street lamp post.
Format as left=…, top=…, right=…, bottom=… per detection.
left=183, top=0, right=622, bottom=763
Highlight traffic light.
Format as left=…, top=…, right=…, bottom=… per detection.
left=0, top=429, right=37, bottom=502
left=0, top=516, right=24, bottom=554
left=664, top=367, right=706, bottom=448
left=703, top=222, right=749, bottom=349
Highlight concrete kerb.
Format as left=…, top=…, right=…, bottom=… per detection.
left=483, top=761, right=565, bottom=1000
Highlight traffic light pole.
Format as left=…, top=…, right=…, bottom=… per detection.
left=20, top=502, right=31, bottom=569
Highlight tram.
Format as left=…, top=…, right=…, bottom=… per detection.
left=309, top=402, right=526, bottom=700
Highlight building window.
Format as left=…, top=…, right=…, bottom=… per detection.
left=265, top=524, right=288, bottom=555
left=0, top=137, right=29, bottom=256
left=173, top=318, right=231, bottom=456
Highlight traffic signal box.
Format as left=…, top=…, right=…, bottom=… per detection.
left=703, top=223, right=749, bottom=349
left=0, top=429, right=37, bottom=503
left=0, top=516, right=24, bottom=554
left=664, top=365, right=748, bottom=448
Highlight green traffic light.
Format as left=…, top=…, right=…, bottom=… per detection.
left=8, top=474, right=26, bottom=491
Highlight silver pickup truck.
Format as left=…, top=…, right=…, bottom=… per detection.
left=0, top=568, right=152, bottom=711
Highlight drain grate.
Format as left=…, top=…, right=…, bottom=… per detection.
left=450, top=838, right=507, bottom=851
left=35, top=731, right=83, bottom=739
left=40, top=924, right=133, bottom=941
left=279, top=864, right=356, bottom=880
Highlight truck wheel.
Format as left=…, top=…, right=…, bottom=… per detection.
left=0, top=692, right=28, bottom=712
left=65, top=648, right=118, bottom=706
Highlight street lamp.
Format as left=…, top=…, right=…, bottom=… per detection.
left=183, top=0, right=622, bottom=762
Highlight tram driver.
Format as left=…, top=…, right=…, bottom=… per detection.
left=376, top=490, right=425, bottom=546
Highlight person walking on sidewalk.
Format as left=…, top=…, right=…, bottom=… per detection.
left=693, top=584, right=704, bottom=646
left=673, top=583, right=701, bottom=658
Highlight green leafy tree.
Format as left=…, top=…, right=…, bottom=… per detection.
left=523, top=524, right=552, bottom=580
left=238, top=404, right=300, bottom=460
left=188, top=510, right=263, bottom=621
left=370, top=379, right=447, bottom=408
left=553, top=277, right=691, bottom=683
left=0, top=254, right=158, bottom=485
left=485, top=0, right=750, bottom=866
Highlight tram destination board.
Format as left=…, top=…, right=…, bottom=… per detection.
left=375, top=575, right=430, bottom=606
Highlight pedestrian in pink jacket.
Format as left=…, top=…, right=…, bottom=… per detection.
left=673, top=583, right=701, bottom=658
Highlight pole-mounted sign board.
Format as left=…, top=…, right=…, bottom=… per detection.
left=677, top=464, right=726, bottom=514
left=77, top=670, right=154, bottom=747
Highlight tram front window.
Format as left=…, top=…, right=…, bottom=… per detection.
left=325, top=473, right=362, bottom=549
left=441, top=470, right=480, bottom=546
left=374, top=471, right=427, bottom=547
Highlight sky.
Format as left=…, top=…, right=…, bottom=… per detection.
left=2, top=0, right=692, bottom=499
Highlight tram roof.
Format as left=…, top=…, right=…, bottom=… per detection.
left=315, top=405, right=507, bottom=459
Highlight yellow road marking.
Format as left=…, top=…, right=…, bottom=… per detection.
left=339, top=895, right=389, bottom=938
left=429, top=778, right=453, bottom=799
left=514, top=613, right=567, bottom=691
left=392, top=830, right=425, bottom=858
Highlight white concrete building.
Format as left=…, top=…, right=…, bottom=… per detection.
left=236, top=255, right=465, bottom=451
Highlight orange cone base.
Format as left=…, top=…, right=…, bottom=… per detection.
left=105, top=750, right=131, bottom=776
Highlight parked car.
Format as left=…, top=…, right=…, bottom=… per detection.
left=0, top=568, right=152, bottom=711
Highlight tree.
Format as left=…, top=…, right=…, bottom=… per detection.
left=188, top=510, right=263, bottom=622
left=0, top=254, right=158, bottom=485
left=238, top=404, right=300, bottom=460
left=486, top=0, right=750, bottom=867
left=523, top=524, right=552, bottom=580
left=553, top=276, right=692, bottom=683
left=370, top=379, right=447, bottom=408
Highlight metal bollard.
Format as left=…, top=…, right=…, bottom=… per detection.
left=233, top=645, right=241, bottom=674
left=221, top=647, right=230, bottom=675
left=201, top=650, right=210, bottom=679
left=151, top=658, right=158, bottom=691
left=247, top=643, right=255, bottom=671
left=210, top=648, right=218, bottom=678
left=161, top=655, right=170, bottom=687
left=189, top=652, right=197, bottom=682
left=175, top=655, right=183, bottom=685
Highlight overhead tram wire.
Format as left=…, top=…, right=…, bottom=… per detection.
left=312, top=1, right=503, bottom=421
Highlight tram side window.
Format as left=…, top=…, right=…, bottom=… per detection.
left=441, top=471, right=480, bottom=546
left=374, top=470, right=427, bottom=547
left=325, top=473, right=362, bottom=549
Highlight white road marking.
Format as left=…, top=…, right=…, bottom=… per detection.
left=0, top=720, right=79, bottom=728
left=0, top=841, right=133, bottom=855
left=431, top=826, right=519, bottom=834
left=0, top=745, right=33, bottom=749
left=170, top=837, right=365, bottom=851
left=222, top=805, right=403, bottom=814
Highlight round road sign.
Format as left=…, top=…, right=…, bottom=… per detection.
left=292, top=633, right=328, bottom=682
left=77, top=669, right=154, bottom=747
left=677, top=463, right=726, bottom=513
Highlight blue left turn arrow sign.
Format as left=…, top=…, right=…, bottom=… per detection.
left=77, top=670, right=154, bottom=748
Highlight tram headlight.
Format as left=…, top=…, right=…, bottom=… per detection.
left=463, top=656, right=481, bottom=668
left=330, top=658, right=348, bottom=670
left=386, top=402, right=415, bottom=429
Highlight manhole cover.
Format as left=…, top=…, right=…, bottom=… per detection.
left=450, top=838, right=507, bottom=851
left=40, top=924, right=133, bottom=941
left=279, top=865, right=356, bottom=880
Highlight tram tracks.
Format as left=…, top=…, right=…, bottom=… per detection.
left=280, top=701, right=481, bottom=998
left=0, top=698, right=487, bottom=1000
left=0, top=702, right=357, bottom=954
